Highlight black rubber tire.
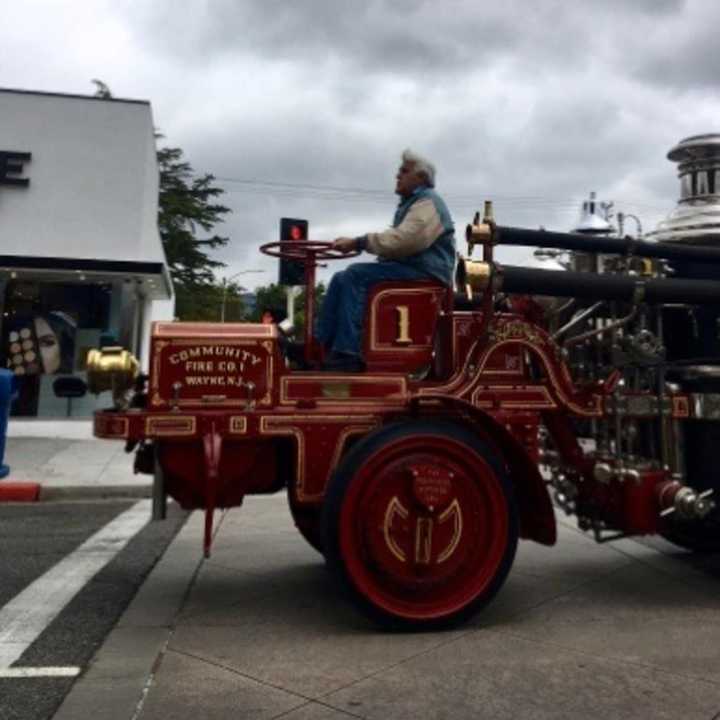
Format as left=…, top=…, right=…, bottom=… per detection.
left=322, top=420, right=518, bottom=630
left=659, top=419, right=720, bottom=552
left=659, top=516, right=720, bottom=553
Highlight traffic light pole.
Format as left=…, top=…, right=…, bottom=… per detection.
left=285, top=285, right=301, bottom=328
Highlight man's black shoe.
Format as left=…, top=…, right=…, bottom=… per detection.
left=284, top=341, right=312, bottom=369
left=321, top=352, right=365, bottom=373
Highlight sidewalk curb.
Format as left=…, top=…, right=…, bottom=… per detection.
left=52, top=511, right=204, bottom=720
left=0, top=483, right=152, bottom=503
left=40, top=485, right=152, bottom=502
left=0, top=482, right=41, bottom=502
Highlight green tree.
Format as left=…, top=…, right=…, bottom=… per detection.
left=91, top=79, right=112, bottom=98
left=252, top=283, right=287, bottom=322
left=157, top=145, right=230, bottom=286
left=156, top=144, right=233, bottom=319
left=174, top=282, right=245, bottom=322
left=252, top=282, right=326, bottom=329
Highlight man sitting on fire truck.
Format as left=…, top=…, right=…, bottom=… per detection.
left=316, top=149, right=456, bottom=372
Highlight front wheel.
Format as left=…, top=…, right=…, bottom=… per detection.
left=322, top=421, right=518, bottom=629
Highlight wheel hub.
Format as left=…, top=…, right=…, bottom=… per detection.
left=360, top=455, right=486, bottom=589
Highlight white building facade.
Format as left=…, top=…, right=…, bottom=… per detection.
left=0, top=88, right=173, bottom=417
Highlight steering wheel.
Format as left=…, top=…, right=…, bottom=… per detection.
left=260, top=241, right=361, bottom=262
left=259, top=241, right=361, bottom=366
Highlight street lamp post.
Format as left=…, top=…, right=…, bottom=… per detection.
left=220, top=269, right=264, bottom=322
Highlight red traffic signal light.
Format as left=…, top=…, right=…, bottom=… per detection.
left=280, top=218, right=308, bottom=242
left=279, top=218, right=309, bottom=285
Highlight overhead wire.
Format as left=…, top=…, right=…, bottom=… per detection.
left=214, top=176, right=668, bottom=213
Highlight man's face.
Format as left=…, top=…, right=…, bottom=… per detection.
left=395, top=160, right=425, bottom=197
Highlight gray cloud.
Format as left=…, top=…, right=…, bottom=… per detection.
left=131, top=0, right=690, bottom=79
left=125, top=1, right=623, bottom=77
left=2, top=0, right=717, bottom=288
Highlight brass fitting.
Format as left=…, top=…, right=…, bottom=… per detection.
left=455, top=257, right=494, bottom=300
left=465, top=201, right=496, bottom=256
left=639, top=257, right=655, bottom=277
left=86, top=346, right=140, bottom=408
left=464, top=260, right=493, bottom=293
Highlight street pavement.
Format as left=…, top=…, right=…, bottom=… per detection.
left=0, top=500, right=187, bottom=720
left=54, top=494, right=720, bottom=720
left=2, top=421, right=719, bottom=719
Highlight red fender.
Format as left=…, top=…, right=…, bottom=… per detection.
left=410, top=394, right=556, bottom=546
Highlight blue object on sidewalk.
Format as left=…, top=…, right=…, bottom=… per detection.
left=0, top=369, right=18, bottom=479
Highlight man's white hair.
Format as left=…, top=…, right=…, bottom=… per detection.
left=402, top=148, right=436, bottom=188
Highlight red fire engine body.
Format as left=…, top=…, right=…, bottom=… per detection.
left=89, top=216, right=719, bottom=628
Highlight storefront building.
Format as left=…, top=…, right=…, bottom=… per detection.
left=0, top=88, right=173, bottom=417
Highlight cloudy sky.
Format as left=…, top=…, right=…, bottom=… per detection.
left=3, top=0, right=719, bottom=288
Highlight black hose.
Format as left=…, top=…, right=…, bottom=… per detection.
left=497, top=265, right=720, bottom=304
left=495, top=226, right=720, bottom=265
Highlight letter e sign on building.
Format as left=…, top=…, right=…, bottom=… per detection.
left=0, top=151, right=31, bottom=187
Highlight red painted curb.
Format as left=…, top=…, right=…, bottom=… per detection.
left=0, top=482, right=42, bottom=502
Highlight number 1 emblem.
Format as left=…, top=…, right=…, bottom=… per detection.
left=396, top=306, right=412, bottom=344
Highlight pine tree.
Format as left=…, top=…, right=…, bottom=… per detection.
left=157, top=145, right=230, bottom=287
left=156, top=145, right=234, bottom=319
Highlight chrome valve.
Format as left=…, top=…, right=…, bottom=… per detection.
left=660, top=486, right=715, bottom=520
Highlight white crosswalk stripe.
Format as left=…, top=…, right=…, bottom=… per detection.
left=0, top=500, right=151, bottom=674
left=0, top=667, right=80, bottom=678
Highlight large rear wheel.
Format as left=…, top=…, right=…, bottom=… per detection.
left=322, top=421, right=518, bottom=629
left=659, top=515, right=720, bottom=552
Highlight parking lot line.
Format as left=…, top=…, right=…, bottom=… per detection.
left=0, top=499, right=151, bottom=670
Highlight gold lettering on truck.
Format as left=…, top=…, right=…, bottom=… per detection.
left=154, top=342, right=271, bottom=407
left=395, top=306, right=412, bottom=344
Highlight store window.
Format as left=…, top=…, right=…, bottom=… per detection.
left=1, top=280, right=113, bottom=417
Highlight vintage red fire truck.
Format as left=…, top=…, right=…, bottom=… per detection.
left=88, top=207, right=719, bottom=628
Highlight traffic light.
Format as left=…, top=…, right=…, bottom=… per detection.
left=279, top=217, right=308, bottom=286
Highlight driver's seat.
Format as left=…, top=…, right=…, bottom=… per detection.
left=362, top=281, right=449, bottom=373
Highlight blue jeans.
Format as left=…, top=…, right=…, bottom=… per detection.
left=316, top=261, right=432, bottom=357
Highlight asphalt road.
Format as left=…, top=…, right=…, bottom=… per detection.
left=49, top=494, right=720, bottom=720
left=3, top=495, right=718, bottom=720
left=0, top=500, right=188, bottom=720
